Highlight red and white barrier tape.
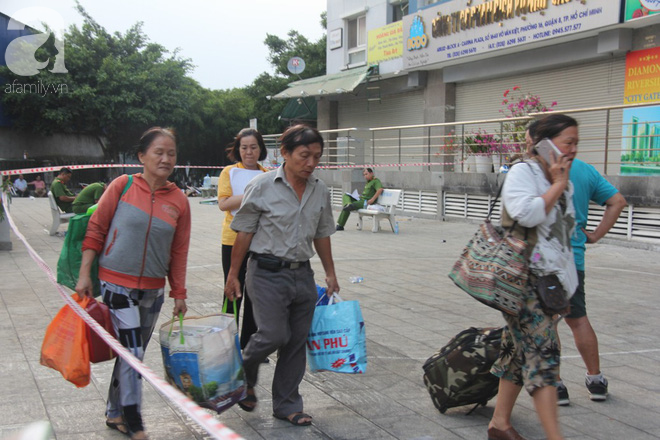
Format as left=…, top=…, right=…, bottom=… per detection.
left=317, top=162, right=454, bottom=169
left=1, top=161, right=457, bottom=176
left=0, top=192, right=244, bottom=440
left=0, top=164, right=226, bottom=176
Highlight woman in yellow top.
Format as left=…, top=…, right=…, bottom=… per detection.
left=218, top=128, right=268, bottom=348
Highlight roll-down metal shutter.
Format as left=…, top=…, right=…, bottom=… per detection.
left=338, top=89, right=425, bottom=128
left=337, top=90, right=427, bottom=167
left=455, top=57, right=626, bottom=170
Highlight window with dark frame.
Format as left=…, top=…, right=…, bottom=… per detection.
left=392, top=1, right=409, bottom=23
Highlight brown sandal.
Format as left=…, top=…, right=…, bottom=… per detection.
left=274, top=412, right=313, bottom=426
left=106, top=418, right=129, bottom=436
left=237, top=387, right=257, bottom=412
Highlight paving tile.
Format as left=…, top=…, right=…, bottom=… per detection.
left=370, top=413, right=462, bottom=440
left=55, top=433, right=126, bottom=440
left=328, top=388, right=418, bottom=420
left=0, top=398, right=47, bottom=426
left=45, top=399, right=109, bottom=435
left=35, top=374, right=102, bottom=404
left=2, top=197, right=660, bottom=440
left=0, top=372, right=40, bottom=400
left=562, top=411, right=659, bottom=439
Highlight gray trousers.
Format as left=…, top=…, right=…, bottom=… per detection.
left=243, top=258, right=317, bottom=417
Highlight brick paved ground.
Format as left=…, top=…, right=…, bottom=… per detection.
left=1, top=196, right=659, bottom=440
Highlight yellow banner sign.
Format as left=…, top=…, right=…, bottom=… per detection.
left=368, top=22, right=403, bottom=64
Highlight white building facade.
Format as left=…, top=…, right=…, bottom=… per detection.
left=271, top=1, right=660, bottom=244
left=278, top=1, right=660, bottom=173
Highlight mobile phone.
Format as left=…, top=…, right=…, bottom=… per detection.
left=534, top=138, right=563, bottom=164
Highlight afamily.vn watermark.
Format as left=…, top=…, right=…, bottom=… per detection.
left=4, top=79, right=68, bottom=96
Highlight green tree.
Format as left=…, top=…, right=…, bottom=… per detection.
left=176, top=87, right=253, bottom=167
left=0, top=6, right=327, bottom=164
left=1, top=4, right=202, bottom=160
left=245, top=73, right=289, bottom=135
left=245, top=11, right=327, bottom=132
left=264, top=30, right=327, bottom=79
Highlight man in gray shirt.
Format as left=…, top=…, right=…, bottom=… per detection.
left=225, top=125, right=339, bottom=427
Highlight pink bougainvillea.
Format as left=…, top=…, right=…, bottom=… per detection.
left=464, top=129, right=502, bottom=155
left=500, top=86, right=556, bottom=118
left=499, top=86, right=558, bottom=153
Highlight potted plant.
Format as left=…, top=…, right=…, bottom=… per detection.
left=464, top=130, right=499, bottom=173
left=489, top=142, right=516, bottom=173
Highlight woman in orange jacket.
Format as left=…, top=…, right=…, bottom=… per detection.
left=77, top=127, right=191, bottom=440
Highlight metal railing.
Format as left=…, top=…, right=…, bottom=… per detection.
left=263, top=101, right=660, bottom=176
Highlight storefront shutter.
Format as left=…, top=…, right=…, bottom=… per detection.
left=455, top=57, right=626, bottom=172
left=338, top=89, right=425, bottom=128
left=337, top=89, right=427, bottom=167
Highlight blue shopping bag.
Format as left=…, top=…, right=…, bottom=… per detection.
left=316, top=284, right=329, bottom=305
left=306, top=294, right=367, bottom=374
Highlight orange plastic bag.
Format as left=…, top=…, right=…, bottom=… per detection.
left=40, top=294, right=91, bottom=387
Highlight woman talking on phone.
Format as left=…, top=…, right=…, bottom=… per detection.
left=487, top=114, right=579, bottom=440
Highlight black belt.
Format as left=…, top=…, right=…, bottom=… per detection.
left=250, top=253, right=310, bottom=270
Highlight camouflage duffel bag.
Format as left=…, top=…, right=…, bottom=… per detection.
left=422, top=327, right=503, bottom=414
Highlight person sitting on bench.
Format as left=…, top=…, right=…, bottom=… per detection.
left=50, top=167, right=76, bottom=213
left=13, top=174, right=29, bottom=197
left=336, top=167, right=384, bottom=231
left=28, top=175, right=47, bottom=197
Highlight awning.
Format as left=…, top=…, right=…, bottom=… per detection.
left=272, top=66, right=372, bottom=100
left=280, top=97, right=317, bottom=121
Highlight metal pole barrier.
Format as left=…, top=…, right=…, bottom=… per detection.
left=398, top=128, right=402, bottom=171
left=461, top=124, right=465, bottom=172
left=604, top=109, right=611, bottom=175
left=427, top=126, right=431, bottom=171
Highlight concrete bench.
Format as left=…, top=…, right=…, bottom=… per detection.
left=48, top=191, right=75, bottom=235
left=357, top=189, right=402, bottom=233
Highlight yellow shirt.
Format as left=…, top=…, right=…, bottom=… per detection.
left=218, top=162, right=267, bottom=245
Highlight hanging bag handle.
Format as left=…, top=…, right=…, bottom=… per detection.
left=221, top=297, right=238, bottom=317
left=488, top=163, right=530, bottom=241
left=315, top=292, right=342, bottom=306
left=486, top=180, right=504, bottom=221
left=327, top=292, right=342, bottom=305
left=167, top=312, right=185, bottom=345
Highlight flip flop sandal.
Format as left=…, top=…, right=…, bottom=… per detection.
left=237, top=388, right=257, bottom=412
left=274, top=412, right=313, bottom=426
left=106, top=419, right=130, bottom=436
